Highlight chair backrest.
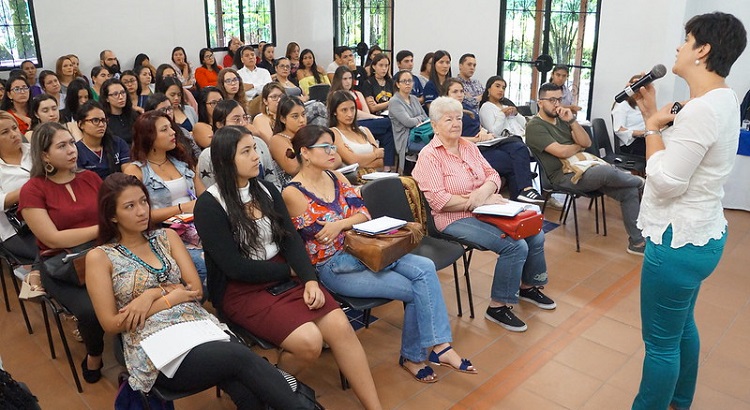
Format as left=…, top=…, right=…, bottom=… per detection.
left=360, top=178, right=415, bottom=222
left=308, top=84, right=331, bottom=102
left=516, top=105, right=533, bottom=117
left=592, top=118, right=614, bottom=157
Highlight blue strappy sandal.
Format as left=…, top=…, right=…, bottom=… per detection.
left=428, top=346, right=478, bottom=374
left=399, top=356, right=438, bottom=383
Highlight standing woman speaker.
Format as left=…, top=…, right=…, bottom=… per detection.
left=631, top=12, right=746, bottom=410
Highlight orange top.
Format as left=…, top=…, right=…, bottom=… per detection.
left=195, top=65, right=222, bottom=88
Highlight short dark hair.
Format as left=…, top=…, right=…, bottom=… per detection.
left=685, top=12, right=747, bottom=77
left=395, top=50, right=413, bottom=64
left=334, top=46, right=350, bottom=58
left=459, top=53, right=475, bottom=65
left=539, top=82, right=562, bottom=98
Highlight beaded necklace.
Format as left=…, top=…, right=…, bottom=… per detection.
left=114, top=236, right=172, bottom=283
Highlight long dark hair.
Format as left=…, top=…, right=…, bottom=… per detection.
left=30, top=93, right=58, bottom=128
left=210, top=126, right=287, bottom=258
left=441, top=79, right=476, bottom=119
left=211, top=99, right=241, bottom=131
left=368, top=53, right=391, bottom=79
left=76, top=100, right=121, bottom=176
left=63, top=79, right=93, bottom=121
left=100, top=78, right=136, bottom=118
left=199, top=48, right=220, bottom=73
left=299, top=49, right=324, bottom=84
left=329, top=66, right=352, bottom=93
left=97, top=172, right=152, bottom=244
left=131, top=110, right=190, bottom=165
left=272, top=96, right=305, bottom=134
left=120, top=70, right=142, bottom=96
left=479, top=76, right=516, bottom=109
left=428, top=50, right=452, bottom=95
left=327, top=90, right=366, bottom=138
left=156, top=76, right=187, bottom=107
left=1, top=75, right=31, bottom=112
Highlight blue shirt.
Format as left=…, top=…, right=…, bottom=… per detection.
left=76, top=136, right=131, bottom=179
left=423, top=80, right=439, bottom=104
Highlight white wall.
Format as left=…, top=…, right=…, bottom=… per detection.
left=31, top=0, right=206, bottom=77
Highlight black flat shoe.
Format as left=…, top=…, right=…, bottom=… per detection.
left=81, top=356, right=103, bottom=383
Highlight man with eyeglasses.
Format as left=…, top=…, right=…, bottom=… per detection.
left=236, top=45, right=272, bottom=100
left=525, top=83, right=645, bottom=255
left=99, top=49, right=121, bottom=79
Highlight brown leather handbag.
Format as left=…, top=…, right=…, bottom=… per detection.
left=475, top=210, right=544, bottom=240
left=344, top=222, right=424, bottom=272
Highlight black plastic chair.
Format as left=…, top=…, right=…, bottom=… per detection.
left=0, top=243, right=33, bottom=334
left=532, top=152, right=607, bottom=252
left=360, top=177, right=470, bottom=317
left=308, top=84, right=330, bottom=102
left=592, top=118, right=646, bottom=174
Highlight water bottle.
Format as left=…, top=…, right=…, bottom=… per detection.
left=742, top=119, right=750, bottom=131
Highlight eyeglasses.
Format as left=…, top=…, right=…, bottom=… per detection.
left=223, top=77, right=240, bottom=85
left=204, top=54, right=214, bottom=59
left=267, top=94, right=283, bottom=101
left=159, top=107, right=174, bottom=115
left=109, top=90, right=127, bottom=98
left=399, top=79, right=413, bottom=85
left=539, top=97, right=563, bottom=105
left=10, top=86, right=29, bottom=93
left=277, top=64, right=291, bottom=69
left=206, top=99, right=222, bottom=106
left=307, top=143, right=338, bottom=154
left=82, top=117, right=108, bottom=126
left=229, top=114, right=252, bottom=124
left=121, top=79, right=137, bottom=85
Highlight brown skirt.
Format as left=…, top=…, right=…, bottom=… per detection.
left=221, top=277, right=339, bottom=346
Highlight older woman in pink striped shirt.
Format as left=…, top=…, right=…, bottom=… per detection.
left=413, top=97, right=554, bottom=333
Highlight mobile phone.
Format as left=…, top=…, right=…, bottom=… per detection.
left=266, top=280, right=298, bottom=296
left=666, top=101, right=683, bottom=126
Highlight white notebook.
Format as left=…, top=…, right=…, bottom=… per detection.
left=140, top=319, right=230, bottom=378
left=361, top=172, right=399, bottom=180
left=473, top=200, right=540, bottom=217
left=336, top=163, right=359, bottom=174
left=353, top=216, right=407, bottom=235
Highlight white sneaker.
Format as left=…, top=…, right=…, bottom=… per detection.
left=546, top=196, right=565, bottom=210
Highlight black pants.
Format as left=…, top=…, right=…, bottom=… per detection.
left=154, top=339, right=308, bottom=409
left=40, top=267, right=105, bottom=357
left=2, top=231, right=38, bottom=264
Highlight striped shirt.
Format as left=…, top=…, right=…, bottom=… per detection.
left=412, top=136, right=502, bottom=231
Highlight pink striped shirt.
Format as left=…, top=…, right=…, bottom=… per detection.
left=412, top=137, right=502, bottom=231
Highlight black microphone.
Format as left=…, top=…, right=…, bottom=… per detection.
left=614, top=64, right=667, bottom=103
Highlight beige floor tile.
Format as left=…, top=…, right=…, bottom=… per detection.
left=521, top=360, right=603, bottom=409
left=553, top=337, right=630, bottom=381
left=581, top=383, right=634, bottom=410
left=494, top=386, right=569, bottom=410
left=581, top=316, right=643, bottom=355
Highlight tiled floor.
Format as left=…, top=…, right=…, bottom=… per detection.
left=2, top=201, right=749, bottom=409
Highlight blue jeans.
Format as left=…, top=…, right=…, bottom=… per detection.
left=187, top=247, right=207, bottom=290
left=633, top=226, right=727, bottom=410
left=442, top=217, right=548, bottom=304
left=358, top=117, right=395, bottom=167
left=317, top=251, right=452, bottom=362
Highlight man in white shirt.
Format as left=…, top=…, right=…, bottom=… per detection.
left=326, top=46, right=354, bottom=82
left=237, top=46, right=272, bottom=100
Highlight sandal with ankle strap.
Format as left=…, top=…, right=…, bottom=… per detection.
left=428, top=346, right=478, bottom=374
left=399, top=356, right=437, bottom=383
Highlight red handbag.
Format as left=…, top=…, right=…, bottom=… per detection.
left=475, top=210, right=544, bottom=240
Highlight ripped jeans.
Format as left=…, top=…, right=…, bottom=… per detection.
left=442, top=217, right=548, bottom=304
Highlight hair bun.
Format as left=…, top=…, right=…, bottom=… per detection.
left=285, top=148, right=296, bottom=159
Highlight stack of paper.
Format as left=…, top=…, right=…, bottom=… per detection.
left=140, top=319, right=229, bottom=377
left=337, top=163, right=359, bottom=174
left=473, top=200, right=541, bottom=217
left=353, top=216, right=407, bottom=235
left=361, top=172, right=399, bottom=180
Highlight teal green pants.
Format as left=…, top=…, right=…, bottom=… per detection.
left=633, top=225, right=727, bottom=410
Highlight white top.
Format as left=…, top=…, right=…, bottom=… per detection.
left=163, top=177, right=191, bottom=205
left=326, top=61, right=340, bottom=74
left=332, top=127, right=373, bottom=155
left=237, top=66, right=272, bottom=99
left=206, top=183, right=278, bottom=259
left=638, top=88, right=739, bottom=248
left=0, top=143, right=32, bottom=240
left=478, top=102, right=527, bottom=138
left=611, top=102, right=645, bottom=147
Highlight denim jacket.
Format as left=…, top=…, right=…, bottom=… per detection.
left=133, top=158, right=196, bottom=209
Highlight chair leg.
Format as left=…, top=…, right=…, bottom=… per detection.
left=10, top=273, right=33, bottom=334
left=594, top=196, right=600, bottom=234
left=464, top=249, right=476, bottom=319
left=452, top=261, right=463, bottom=317
left=51, top=301, right=83, bottom=393
left=600, top=196, right=607, bottom=236
left=362, top=308, right=372, bottom=329
left=1, top=263, right=10, bottom=312
left=42, top=299, right=56, bottom=359
left=588, top=197, right=594, bottom=210
left=572, top=197, right=580, bottom=252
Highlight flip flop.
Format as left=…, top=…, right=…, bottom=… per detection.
left=399, top=356, right=437, bottom=383
left=428, top=346, right=478, bottom=374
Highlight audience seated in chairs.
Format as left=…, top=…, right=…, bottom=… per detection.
left=19, top=122, right=105, bottom=383
left=413, top=97, right=556, bottom=333
left=193, top=126, right=383, bottom=410
left=87, top=173, right=307, bottom=409
left=283, top=124, right=477, bottom=384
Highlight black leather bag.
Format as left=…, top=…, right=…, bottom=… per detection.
left=40, top=241, right=95, bottom=287
left=4, top=204, right=30, bottom=236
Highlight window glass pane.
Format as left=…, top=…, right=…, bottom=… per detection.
left=337, top=0, right=362, bottom=48
left=0, top=0, right=39, bottom=68
left=243, top=0, right=273, bottom=44
left=335, top=0, right=392, bottom=55
left=206, top=0, right=274, bottom=49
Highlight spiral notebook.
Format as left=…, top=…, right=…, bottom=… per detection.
left=140, top=319, right=229, bottom=378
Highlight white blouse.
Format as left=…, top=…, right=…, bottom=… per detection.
left=0, top=143, right=32, bottom=241
left=638, top=88, right=739, bottom=248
